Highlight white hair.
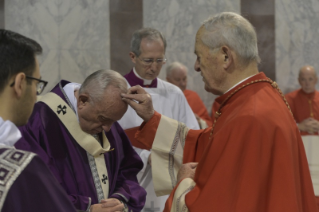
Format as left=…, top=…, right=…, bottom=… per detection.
left=131, top=28, right=167, bottom=57
left=166, top=61, right=188, bottom=77
left=79, top=69, right=128, bottom=103
left=201, top=12, right=261, bottom=65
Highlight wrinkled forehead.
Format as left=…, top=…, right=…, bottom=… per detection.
left=97, top=90, right=127, bottom=111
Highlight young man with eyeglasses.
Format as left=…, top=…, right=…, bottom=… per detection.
left=118, top=28, right=199, bottom=211
left=0, top=29, right=76, bottom=211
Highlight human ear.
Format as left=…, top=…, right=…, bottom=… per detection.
left=78, top=94, right=89, bottom=108
left=129, top=52, right=137, bottom=64
left=13, top=73, right=26, bottom=99
left=221, top=46, right=233, bottom=70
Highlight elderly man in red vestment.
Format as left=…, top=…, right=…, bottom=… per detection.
left=285, top=65, right=319, bottom=208
left=121, top=12, right=319, bottom=212
left=285, top=66, right=319, bottom=135
left=166, top=61, right=212, bottom=128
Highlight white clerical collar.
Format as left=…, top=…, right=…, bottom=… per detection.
left=0, top=116, right=21, bottom=147
left=224, top=74, right=257, bottom=94
left=63, top=82, right=81, bottom=120
left=133, top=67, right=153, bottom=85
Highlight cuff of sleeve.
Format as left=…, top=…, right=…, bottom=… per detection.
left=85, top=197, right=91, bottom=212
left=135, top=111, right=161, bottom=150
left=110, top=193, right=129, bottom=212
left=110, top=193, right=129, bottom=203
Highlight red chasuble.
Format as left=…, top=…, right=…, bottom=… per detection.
left=183, top=89, right=212, bottom=127
left=136, top=72, right=318, bottom=212
left=285, top=89, right=319, bottom=135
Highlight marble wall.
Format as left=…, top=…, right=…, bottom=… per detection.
left=5, top=0, right=110, bottom=93
left=276, top=0, right=319, bottom=94
left=5, top=0, right=319, bottom=112
left=143, top=0, right=240, bottom=113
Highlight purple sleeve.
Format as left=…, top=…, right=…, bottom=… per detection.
left=108, top=123, right=146, bottom=212
left=2, top=155, right=77, bottom=212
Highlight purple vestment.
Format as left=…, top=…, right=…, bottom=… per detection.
left=15, top=80, right=146, bottom=211
left=124, top=69, right=157, bottom=88
left=0, top=147, right=76, bottom=212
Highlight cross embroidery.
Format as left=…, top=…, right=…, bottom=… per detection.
left=101, top=174, right=108, bottom=184
left=57, top=105, right=67, bottom=115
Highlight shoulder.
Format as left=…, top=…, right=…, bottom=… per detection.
left=0, top=148, right=36, bottom=202
left=0, top=147, right=36, bottom=163
left=230, top=84, right=292, bottom=123
left=184, top=89, right=201, bottom=98
left=285, top=89, right=301, bottom=99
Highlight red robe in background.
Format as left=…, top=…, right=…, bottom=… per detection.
left=136, top=72, right=318, bottom=212
left=285, top=89, right=319, bottom=135
left=183, top=89, right=212, bottom=127
left=285, top=89, right=319, bottom=209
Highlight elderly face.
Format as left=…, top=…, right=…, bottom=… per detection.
left=77, top=86, right=128, bottom=134
left=130, top=38, right=166, bottom=80
left=167, top=66, right=188, bottom=91
left=194, top=27, right=227, bottom=95
left=298, top=66, right=317, bottom=94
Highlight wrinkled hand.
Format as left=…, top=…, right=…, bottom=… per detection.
left=121, top=85, right=154, bottom=122
left=298, top=118, right=319, bottom=134
left=177, top=162, right=198, bottom=183
left=90, top=198, right=124, bottom=212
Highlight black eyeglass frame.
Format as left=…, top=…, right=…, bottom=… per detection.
left=10, top=75, right=48, bottom=95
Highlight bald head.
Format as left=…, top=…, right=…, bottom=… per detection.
left=166, top=62, right=188, bottom=91
left=298, top=65, right=317, bottom=93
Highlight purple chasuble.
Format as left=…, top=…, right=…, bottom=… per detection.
left=0, top=147, right=76, bottom=212
left=124, top=69, right=158, bottom=88
left=15, top=80, right=146, bottom=211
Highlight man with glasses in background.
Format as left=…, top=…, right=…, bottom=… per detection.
left=0, top=29, right=76, bottom=211
left=118, top=27, right=199, bottom=211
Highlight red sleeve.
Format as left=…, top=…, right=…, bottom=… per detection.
left=183, top=128, right=210, bottom=163
left=135, top=111, right=161, bottom=150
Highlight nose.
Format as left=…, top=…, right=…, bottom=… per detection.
left=150, top=61, right=157, bottom=71
left=181, top=80, right=187, bottom=87
left=194, top=59, right=200, bottom=72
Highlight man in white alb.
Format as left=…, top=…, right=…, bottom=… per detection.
left=118, top=27, right=199, bottom=211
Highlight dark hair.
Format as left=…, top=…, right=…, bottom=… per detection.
left=0, top=29, right=42, bottom=92
left=130, top=28, right=166, bottom=57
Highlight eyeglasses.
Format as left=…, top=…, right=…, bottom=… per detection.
left=138, top=57, right=167, bottom=66
left=10, top=75, right=48, bottom=95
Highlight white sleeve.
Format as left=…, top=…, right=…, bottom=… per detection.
left=173, top=91, right=200, bottom=130
left=133, top=146, right=151, bottom=174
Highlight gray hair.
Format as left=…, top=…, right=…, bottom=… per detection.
left=79, top=70, right=128, bottom=103
left=201, top=12, right=261, bottom=65
left=166, top=61, right=188, bottom=77
left=131, top=28, right=167, bottom=57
